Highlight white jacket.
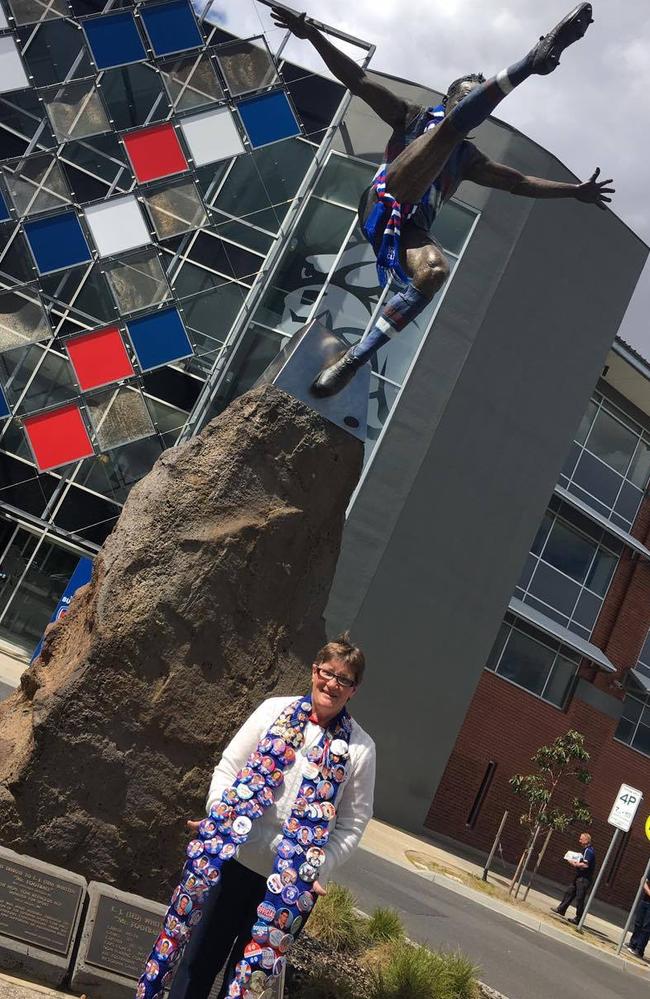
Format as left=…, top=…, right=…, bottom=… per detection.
left=206, top=695, right=376, bottom=884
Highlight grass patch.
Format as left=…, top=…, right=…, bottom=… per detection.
left=296, top=970, right=355, bottom=999
left=306, top=883, right=367, bottom=954
left=366, top=939, right=479, bottom=999
left=365, top=907, right=405, bottom=944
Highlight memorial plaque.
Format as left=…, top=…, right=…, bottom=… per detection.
left=85, top=894, right=164, bottom=980
left=0, top=853, right=84, bottom=955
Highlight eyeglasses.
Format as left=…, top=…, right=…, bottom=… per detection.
left=315, top=665, right=356, bottom=689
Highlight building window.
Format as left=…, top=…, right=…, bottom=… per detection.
left=486, top=615, right=580, bottom=708
left=515, top=501, right=619, bottom=640
left=615, top=687, right=650, bottom=758
left=560, top=393, right=650, bottom=530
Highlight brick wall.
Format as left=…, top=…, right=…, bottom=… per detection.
left=425, top=494, right=650, bottom=910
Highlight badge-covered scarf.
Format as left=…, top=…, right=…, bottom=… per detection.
left=363, top=104, right=446, bottom=287
left=136, top=696, right=352, bottom=998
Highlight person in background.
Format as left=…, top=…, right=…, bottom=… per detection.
left=551, top=831, right=595, bottom=924
left=626, top=873, right=650, bottom=959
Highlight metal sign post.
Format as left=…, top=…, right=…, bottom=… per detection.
left=578, top=783, right=643, bottom=932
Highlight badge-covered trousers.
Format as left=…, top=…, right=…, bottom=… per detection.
left=168, top=860, right=266, bottom=999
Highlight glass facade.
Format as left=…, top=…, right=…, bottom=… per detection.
left=514, top=496, right=620, bottom=641
left=560, top=391, right=650, bottom=530
left=0, top=2, right=479, bottom=650
left=615, top=682, right=650, bottom=758
left=486, top=613, right=580, bottom=708
left=614, top=632, right=650, bottom=759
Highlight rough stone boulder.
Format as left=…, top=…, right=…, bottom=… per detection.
left=0, top=385, right=362, bottom=899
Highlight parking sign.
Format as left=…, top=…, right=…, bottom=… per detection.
left=608, top=784, right=643, bottom=832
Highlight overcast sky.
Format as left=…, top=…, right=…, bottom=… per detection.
left=207, top=1, right=650, bottom=356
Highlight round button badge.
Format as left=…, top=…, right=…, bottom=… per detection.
left=279, top=932, right=293, bottom=954
left=281, top=884, right=300, bottom=905
left=232, top=816, right=252, bottom=837
left=297, top=891, right=314, bottom=913
left=249, top=970, right=268, bottom=994
left=277, top=838, right=295, bottom=859
left=259, top=755, right=276, bottom=776
left=198, top=818, right=217, bottom=838
left=257, top=901, right=276, bottom=923
left=298, top=862, right=317, bottom=883
left=269, top=927, right=284, bottom=949
left=186, top=839, right=204, bottom=859
left=297, top=826, right=313, bottom=847
left=267, top=873, right=283, bottom=894
left=306, top=846, right=325, bottom=867
left=203, top=836, right=223, bottom=856
left=252, top=920, right=270, bottom=944
left=330, top=739, right=349, bottom=758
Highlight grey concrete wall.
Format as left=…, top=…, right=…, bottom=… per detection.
left=327, top=79, right=649, bottom=832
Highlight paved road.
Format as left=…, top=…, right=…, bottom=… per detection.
left=337, top=849, right=645, bottom=999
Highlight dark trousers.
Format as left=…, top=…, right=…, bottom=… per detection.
left=168, top=861, right=266, bottom=999
left=557, top=875, right=591, bottom=920
left=630, top=898, right=650, bottom=957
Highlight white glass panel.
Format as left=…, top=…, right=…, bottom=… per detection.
left=0, top=36, right=30, bottom=95
left=84, top=195, right=152, bottom=258
left=180, top=106, right=245, bottom=167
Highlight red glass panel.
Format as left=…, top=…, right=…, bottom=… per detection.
left=123, top=122, right=189, bottom=183
left=24, top=404, right=95, bottom=472
left=67, top=326, right=134, bottom=391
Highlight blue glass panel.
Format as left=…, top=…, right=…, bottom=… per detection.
left=84, top=12, right=147, bottom=70
left=0, top=192, right=9, bottom=222
left=127, top=307, right=193, bottom=371
left=238, top=91, right=301, bottom=149
left=141, top=0, right=202, bottom=56
left=24, top=212, right=92, bottom=275
left=0, top=385, right=9, bottom=419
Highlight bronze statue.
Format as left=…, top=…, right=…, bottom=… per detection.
left=271, top=4, right=613, bottom=397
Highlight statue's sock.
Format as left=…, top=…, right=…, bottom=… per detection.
left=447, top=53, right=533, bottom=135
left=350, top=284, right=430, bottom=364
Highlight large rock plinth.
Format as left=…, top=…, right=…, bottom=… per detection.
left=0, top=386, right=363, bottom=899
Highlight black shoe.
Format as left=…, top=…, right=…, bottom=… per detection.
left=532, top=3, right=594, bottom=74
left=568, top=917, right=580, bottom=925
left=311, top=349, right=365, bottom=398
left=625, top=944, right=641, bottom=956
left=550, top=907, right=564, bottom=915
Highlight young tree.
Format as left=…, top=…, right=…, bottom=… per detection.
left=508, top=730, right=592, bottom=895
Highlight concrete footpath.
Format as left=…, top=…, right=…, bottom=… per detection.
left=359, top=818, right=649, bottom=980
left=0, top=974, right=76, bottom=999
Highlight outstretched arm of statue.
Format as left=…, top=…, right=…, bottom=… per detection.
left=466, top=156, right=615, bottom=209
left=270, top=5, right=409, bottom=129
